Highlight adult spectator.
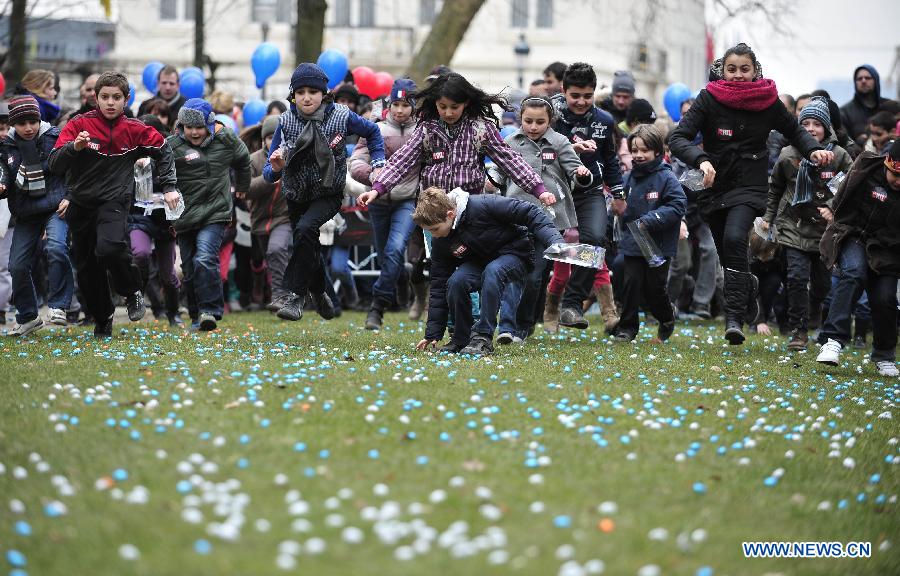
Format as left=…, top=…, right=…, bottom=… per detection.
left=529, top=79, right=546, bottom=97
left=137, top=65, right=186, bottom=118
left=542, top=62, right=566, bottom=96
left=602, top=70, right=635, bottom=125
left=840, top=65, right=887, bottom=147
left=75, top=74, right=100, bottom=116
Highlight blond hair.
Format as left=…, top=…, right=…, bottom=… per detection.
left=209, top=89, right=235, bottom=115
left=412, top=187, right=454, bottom=226
left=20, top=69, right=55, bottom=95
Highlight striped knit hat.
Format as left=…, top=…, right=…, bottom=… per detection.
left=798, top=97, right=832, bottom=135
left=7, top=95, right=41, bottom=125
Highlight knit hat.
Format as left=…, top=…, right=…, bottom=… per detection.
left=7, top=95, right=41, bottom=125
left=612, top=70, right=635, bottom=95
left=261, top=115, right=279, bottom=140
left=290, top=63, right=329, bottom=94
left=626, top=98, right=657, bottom=125
left=885, top=139, right=900, bottom=174
left=178, top=98, right=216, bottom=134
left=798, top=96, right=832, bottom=135
left=333, top=84, right=360, bottom=105
left=388, top=78, right=417, bottom=108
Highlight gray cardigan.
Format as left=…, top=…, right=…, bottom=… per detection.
left=488, top=127, right=584, bottom=230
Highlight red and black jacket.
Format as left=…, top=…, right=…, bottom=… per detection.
left=49, top=110, right=177, bottom=206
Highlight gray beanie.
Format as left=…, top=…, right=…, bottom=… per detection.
left=798, top=97, right=832, bottom=135
left=612, top=70, right=635, bottom=95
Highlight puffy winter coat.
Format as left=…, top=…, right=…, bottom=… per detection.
left=616, top=158, right=687, bottom=259
left=0, top=122, right=67, bottom=219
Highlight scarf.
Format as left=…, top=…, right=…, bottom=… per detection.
left=706, top=79, right=778, bottom=112
left=289, top=106, right=334, bottom=189
left=14, top=136, right=46, bottom=197
left=793, top=142, right=834, bottom=206
left=630, top=156, right=664, bottom=179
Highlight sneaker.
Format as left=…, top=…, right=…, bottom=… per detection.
left=167, top=312, right=185, bottom=328
left=496, top=332, right=515, bottom=345
left=267, top=294, right=288, bottom=313
left=559, top=307, right=589, bottom=329
left=876, top=361, right=899, bottom=377
left=816, top=338, right=842, bottom=366
left=852, top=334, right=866, bottom=349
left=787, top=329, right=808, bottom=352
left=311, top=292, right=335, bottom=320
left=47, top=308, right=67, bottom=326
left=126, top=291, right=146, bottom=322
left=690, top=304, right=712, bottom=320
left=439, top=341, right=467, bottom=354
left=277, top=295, right=303, bottom=321
left=198, top=313, right=217, bottom=332
left=10, top=317, right=43, bottom=337
left=612, top=331, right=635, bottom=343
left=460, top=334, right=494, bottom=356
left=93, top=315, right=113, bottom=339
left=365, top=307, right=383, bottom=330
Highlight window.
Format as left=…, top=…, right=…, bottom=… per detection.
left=536, top=0, right=553, bottom=28
left=160, top=0, right=177, bottom=20
left=511, top=0, right=528, bottom=28
left=184, top=0, right=195, bottom=21
left=420, top=0, right=437, bottom=25
left=251, top=0, right=289, bottom=23
left=334, top=0, right=351, bottom=26
left=359, top=0, right=375, bottom=27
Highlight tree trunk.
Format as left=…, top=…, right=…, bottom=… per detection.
left=3, top=0, right=27, bottom=86
left=194, top=0, right=205, bottom=68
left=295, top=0, right=328, bottom=67
left=405, top=0, right=485, bottom=85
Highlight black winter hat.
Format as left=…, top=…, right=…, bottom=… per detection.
left=290, top=63, right=329, bottom=94
left=626, top=98, right=657, bottom=125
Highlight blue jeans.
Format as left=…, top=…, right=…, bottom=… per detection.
left=178, top=223, right=226, bottom=321
left=499, top=243, right=546, bottom=338
left=820, top=239, right=898, bottom=361
left=368, top=200, right=415, bottom=306
left=9, top=212, right=73, bottom=323
left=446, top=254, right=525, bottom=346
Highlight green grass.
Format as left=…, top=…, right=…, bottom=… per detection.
left=0, top=311, right=897, bottom=576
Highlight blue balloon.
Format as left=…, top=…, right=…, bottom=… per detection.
left=127, top=82, right=136, bottom=108
left=242, top=99, right=266, bottom=127
left=180, top=73, right=205, bottom=99
left=499, top=125, right=517, bottom=139
left=663, top=83, right=692, bottom=122
left=251, top=42, right=281, bottom=89
left=142, top=61, right=164, bottom=93
left=316, top=49, right=348, bottom=90
left=181, top=67, right=204, bottom=81
left=216, top=114, right=238, bottom=133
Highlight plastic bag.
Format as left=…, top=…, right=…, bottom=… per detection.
left=543, top=242, right=606, bottom=268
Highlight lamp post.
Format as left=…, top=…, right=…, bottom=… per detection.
left=514, top=33, right=530, bottom=90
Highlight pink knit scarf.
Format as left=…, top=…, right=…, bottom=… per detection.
left=706, top=79, right=779, bottom=112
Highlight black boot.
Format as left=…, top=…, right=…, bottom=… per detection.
left=853, top=317, right=870, bottom=349
left=724, top=268, right=751, bottom=345
left=366, top=299, right=388, bottom=331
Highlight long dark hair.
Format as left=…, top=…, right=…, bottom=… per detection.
left=413, top=73, right=509, bottom=128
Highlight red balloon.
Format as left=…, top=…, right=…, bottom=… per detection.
left=373, top=72, right=394, bottom=98
left=352, top=66, right=377, bottom=98
left=0, top=72, right=6, bottom=95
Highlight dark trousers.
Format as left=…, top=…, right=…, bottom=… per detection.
left=562, top=191, right=607, bottom=309
left=706, top=204, right=757, bottom=273
left=68, top=197, right=142, bottom=321
left=820, top=239, right=898, bottom=361
left=284, top=196, right=342, bottom=297
left=784, top=247, right=830, bottom=331
left=617, top=256, right=674, bottom=336
left=178, top=223, right=226, bottom=320
left=446, top=254, right=526, bottom=346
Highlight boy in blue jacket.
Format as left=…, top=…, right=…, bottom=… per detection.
left=612, top=124, right=686, bottom=342
left=0, top=95, right=73, bottom=336
left=414, top=187, right=564, bottom=356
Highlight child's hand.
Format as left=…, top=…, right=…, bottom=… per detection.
left=357, top=190, right=378, bottom=207
left=756, top=322, right=771, bottom=336
left=679, top=220, right=690, bottom=240
left=269, top=148, right=285, bottom=172
left=56, top=199, right=70, bottom=219
left=416, top=339, right=438, bottom=351
left=758, top=220, right=770, bottom=232
left=484, top=178, right=497, bottom=193
left=810, top=150, right=834, bottom=166
left=73, top=131, right=91, bottom=152
left=611, top=198, right=627, bottom=216
left=817, top=206, right=833, bottom=222
left=539, top=192, right=557, bottom=206
left=573, top=140, right=597, bottom=154
left=699, top=160, right=716, bottom=188
left=235, top=191, right=246, bottom=200
left=574, top=165, right=591, bottom=178
left=164, top=191, right=181, bottom=210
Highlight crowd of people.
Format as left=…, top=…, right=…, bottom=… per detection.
left=0, top=44, right=897, bottom=375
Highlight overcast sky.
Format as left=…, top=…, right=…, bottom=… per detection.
left=709, top=0, right=898, bottom=105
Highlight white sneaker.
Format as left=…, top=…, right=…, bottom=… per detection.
left=816, top=338, right=842, bottom=366
left=48, top=308, right=67, bottom=325
left=876, top=361, right=899, bottom=377
left=10, top=317, right=44, bottom=337
left=496, top=332, right=515, bottom=345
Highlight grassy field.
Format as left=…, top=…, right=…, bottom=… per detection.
left=0, top=310, right=897, bottom=576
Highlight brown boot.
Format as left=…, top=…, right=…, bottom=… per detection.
left=543, top=291, right=561, bottom=334
left=408, top=282, right=429, bottom=321
left=597, top=283, right=619, bottom=334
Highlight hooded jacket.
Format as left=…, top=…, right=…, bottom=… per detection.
left=425, top=190, right=564, bottom=341
left=348, top=113, right=418, bottom=202
left=48, top=110, right=177, bottom=207
left=487, top=127, right=584, bottom=230
left=0, top=122, right=67, bottom=218
left=839, top=65, right=887, bottom=147
left=765, top=132, right=853, bottom=253
left=820, top=153, right=900, bottom=276
left=551, top=94, right=625, bottom=198
left=167, top=122, right=252, bottom=233
left=616, top=158, right=687, bottom=259
left=667, top=88, right=822, bottom=218
left=248, top=147, right=289, bottom=236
